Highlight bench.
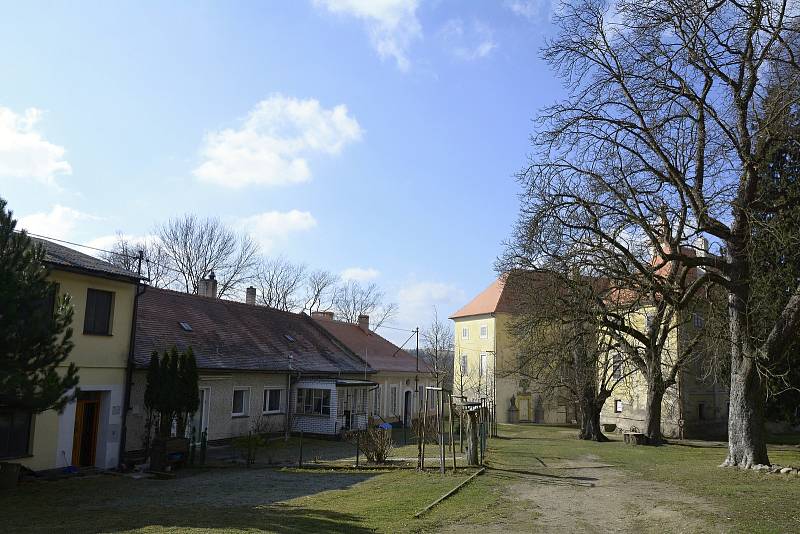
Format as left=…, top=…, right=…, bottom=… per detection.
left=623, top=432, right=647, bottom=445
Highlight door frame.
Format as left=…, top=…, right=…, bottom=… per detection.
left=191, top=387, right=211, bottom=443
left=517, top=394, right=532, bottom=422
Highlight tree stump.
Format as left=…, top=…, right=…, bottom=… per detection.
left=466, top=409, right=480, bottom=466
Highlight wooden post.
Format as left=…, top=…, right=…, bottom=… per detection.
left=466, top=409, right=480, bottom=466
left=417, top=386, right=423, bottom=470
left=421, top=388, right=428, bottom=471
left=448, top=394, right=456, bottom=472
left=299, top=430, right=304, bottom=468
left=439, top=391, right=445, bottom=475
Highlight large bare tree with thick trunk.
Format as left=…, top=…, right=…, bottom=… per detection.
left=530, top=0, right=800, bottom=466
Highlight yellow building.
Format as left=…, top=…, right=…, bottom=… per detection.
left=450, top=275, right=574, bottom=424
left=5, top=239, right=140, bottom=471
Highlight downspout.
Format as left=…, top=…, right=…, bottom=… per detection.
left=118, top=251, right=145, bottom=470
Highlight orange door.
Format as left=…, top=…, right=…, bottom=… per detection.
left=72, top=398, right=100, bottom=467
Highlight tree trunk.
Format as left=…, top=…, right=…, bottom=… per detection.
left=578, top=387, right=609, bottom=442
left=723, top=285, right=770, bottom=467
left=465, top=410, right=480, bottom=466
left=644, top=379, right=665, bottom=445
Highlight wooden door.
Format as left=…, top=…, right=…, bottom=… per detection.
left=518, top=394, right=531, bottom=421
left=72, top=395, right=100, bottom=467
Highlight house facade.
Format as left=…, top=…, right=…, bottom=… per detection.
left=125, top=282, right=376, bottom=452
left=312, top=311, right=435, bottom=427
left=451, top=275, right=574, bottom=425
left=1, top=239, right=140, bottom=471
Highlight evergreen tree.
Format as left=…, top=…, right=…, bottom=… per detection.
left=0, top=197, right=79, bottom=413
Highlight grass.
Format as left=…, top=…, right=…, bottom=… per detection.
left=3, top=425, right=798, bottom=532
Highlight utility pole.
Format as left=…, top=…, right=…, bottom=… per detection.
left=416, top=327, right=422, bottom=470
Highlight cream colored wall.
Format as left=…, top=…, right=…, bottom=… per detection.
left=23, top=270, right=136, bottom=471
left=370, top=371, right=435, bottom=424
left=452, top=314, right=496, bottom=402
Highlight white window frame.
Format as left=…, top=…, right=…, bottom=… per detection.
left=614, top=399, right=623, bottom=413
left=461, top=326, right=469, bottom=339
left=479, top=353, right=487, bottom=378
left=460, top=353, right=468, bottom=375
left=374, top=386, right=382, bottom=415
left=262, top=388, right=283, bottom=414
left=480, top=324, right=488, bottom=339
left=232, top=386, right=251, bottom=417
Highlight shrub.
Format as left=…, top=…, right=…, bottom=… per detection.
left=347, top=427, right=394, bottom=463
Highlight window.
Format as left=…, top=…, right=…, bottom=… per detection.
left=461, top=327, right=469, bottom=339
left=232, top=387, right=250, bottom=416
left=358, top=389, right=368, bottom=413
left=612, top=352, right=623, bottom=379
left=374, top=386, right=382, bottom=415
left=33, top=285, right=58, bottom=324
left=645, top=313, right=655, bottom=329
left=263, top=388, right=282, bottom=414
left=296, top=388, right=331, bottom=416
left=0, top=409, right=32, bottom=459
left=84, top=289, right=114, bottom=335
left=480, top=324, right=488, bottom=339
left=479, top=353, right=488, bottom=378
left=460, top=354, right=468, bottom=375
left=693, top=313, right=705, bottom=329
left=390, top=385, right=399, bottom=415
left=614, top=400, right=623, bottom=413
left=698, top=402, right=706, bottom=420
left=179, top=321, right=192, bottom=332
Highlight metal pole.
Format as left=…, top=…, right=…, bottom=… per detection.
left=356, top=432, right=360, bottom=467
left=449, top=393, right=456, bottom=472
left=299, top=430, right=304, bottom=468
left=421, top=388, right=428, bottom=471
left=439, top=390, right=445, bottom=474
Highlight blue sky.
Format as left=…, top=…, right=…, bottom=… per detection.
left=0, top=0, right=563, bottom=345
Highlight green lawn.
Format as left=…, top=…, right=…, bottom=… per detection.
left=2, top=425, right=798, bottom=533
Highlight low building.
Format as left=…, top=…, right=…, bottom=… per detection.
left=2, top=239, right=141, bottom=471
left=311, top=311, right=435, bottom=427
left=125, top=282, right=375, bottom=451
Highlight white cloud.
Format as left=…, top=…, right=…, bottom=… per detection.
left=238, top=210, right=318, bottom=251
left=394, top=280, right=466, bottom=329
left=17, top=205, right=98, bottom=241
left=341, top=266, right=380, bottom=282
left=439, top=19, right=497, bottom=61
left=505, top=0, right=552, bottom=21
left=193, top=95, right=362, bottom=188
left=313, top=0, right=422, bottom=71
left=0, top=106, right=72, bottom=185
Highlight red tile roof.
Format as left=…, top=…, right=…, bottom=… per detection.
left=134, top=287, right=372, bottom=375
left=450, top=271, right=558, bottom=319
left=312, top=316, right=423, bottom=373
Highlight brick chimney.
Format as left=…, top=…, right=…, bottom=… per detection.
left=358, top=314, right=369, bottom=332
left=311, top=311, right=334, bottom=320
left=245, top=286, right=256, bottom=305
left=198, top=271, right=218, bottom=298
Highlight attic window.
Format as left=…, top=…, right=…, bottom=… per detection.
left=284, top=334, right=296, bottom=342
left=179, top=322, right=193, bottom=332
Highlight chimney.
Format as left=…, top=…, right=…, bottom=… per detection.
left=694, top=236, right=709, bottom=257
left=246, top=286, right=256, bottom=305
left=198, top=271, right=218, bottom=298
left=311, top=311, right=334, bottom=321
left=358, top=314, right=369, bottom=332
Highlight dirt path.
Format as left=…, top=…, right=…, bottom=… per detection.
left=442, top=452, right=725, bottom=533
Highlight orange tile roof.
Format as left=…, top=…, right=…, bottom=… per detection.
left=450, top=271, right=558, bottom=319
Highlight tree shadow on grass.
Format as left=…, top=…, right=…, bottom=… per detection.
left=1, top=468, right=379, bottom=533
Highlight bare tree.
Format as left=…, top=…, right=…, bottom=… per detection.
left=302, top=269, right=339, bottom=313
left=421, top=307, right=454, bottom=388
left=333, top=280, right=398, bottom=329
left=526, top=0, right=800, bottom=467
left=255, top=256, right=307, bottom=311
left=157, top=215, right=259, bottom=298
left=100, top=232, right=176, bottom=288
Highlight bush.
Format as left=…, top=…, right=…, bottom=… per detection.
left=347, top=427, right=393, bottom=463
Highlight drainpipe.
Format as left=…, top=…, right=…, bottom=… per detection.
left=285, top=355, right=294, bottom=440
left=118, top=251, right=145, bottom=470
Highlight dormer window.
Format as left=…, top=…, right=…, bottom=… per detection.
left=284, top=334, right=296, bottom=342
left=179, top=322, right=193, bottom=332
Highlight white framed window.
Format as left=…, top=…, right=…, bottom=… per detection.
left=480, top=324, right=488, bottom=339
left=461, top=326, right=469, bottom=339
left=460, top=354, right=468, bottom=375
left=296, top=388, right=331, bottom=416
left=614, top=399, right=623, bottom=413
left=263, top=388, right=282, bottom=414
left=374, top=386, right=382, bottom=415
left=479, top=353, right=488, bottom=378
left=232, top=387, right=250, bottom=417
left=612, top=352, right=623, bottom=379
left=390, top=385, right=399, bottom=415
